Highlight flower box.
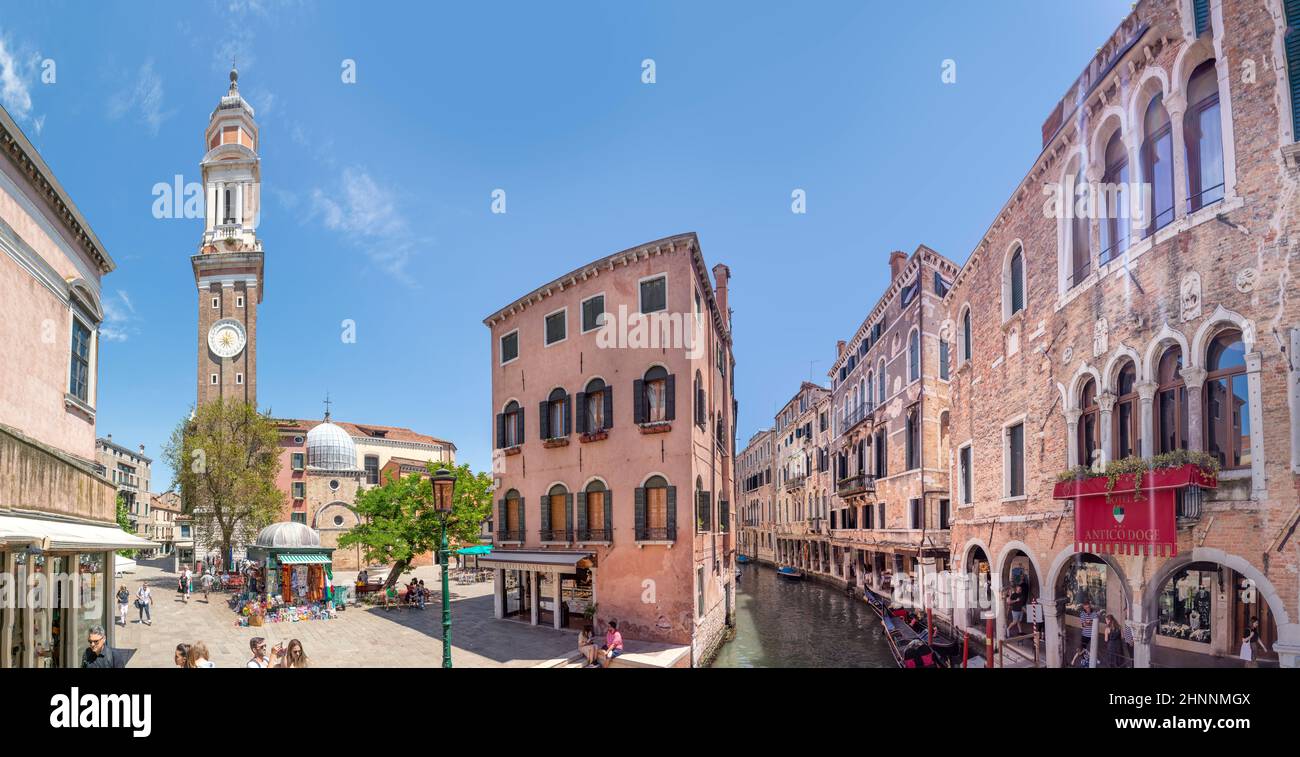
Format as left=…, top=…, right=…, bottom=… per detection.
left=638, top=422, right=671, bottom=435
left=1053, top=463, right=1217, bottom=500
left=580, top=430, right=608, bottom=443
left=503, top=446, right=522, bottom=457
left=543, top=437, right=570, bottom=448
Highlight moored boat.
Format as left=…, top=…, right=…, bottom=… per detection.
left=776, top=566, right=803, bottom=580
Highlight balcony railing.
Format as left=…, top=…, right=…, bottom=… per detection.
left=842, top=404, right=870, bottom=433
left=784, top=475, right=807, bottom=491
left=497, top=530, right=524, bottom=542
left=540, top=529, right=572, bottom=543
left=836, top=473, right=875, bottom=497
left=635, top=526, right=674, bottom=542
left=576, top=527, right=612, bottom=542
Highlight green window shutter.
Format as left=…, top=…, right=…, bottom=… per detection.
left=1288, top=0, right=1300, bottom=138
left=575, top=392, right=588, bottom=435
left=565, top=492, right=574, bottom=536
left=634, top=487, right=646, bottom=538
left=540, top=493, right=551, bottom=534
left=1193, top=0, right=1210, bottom=37
left=666, top=486, right=677, bottom=540
left=539, top=401, right=550, bottom=439
left=604, top=490, right=613, bottom=538
left=497, top=498, right=505, bottom=536
left=602, top=388, right=614, bottom=429
left=518, top=497, right=526, bottom=537
left=575, top=491, right=588, bottom=534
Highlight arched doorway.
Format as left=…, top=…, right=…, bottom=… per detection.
left=1055, top=553, right=1128, bottom=667
left=965, top=545, right=992, bottom=629
left=1148, top=560, right=1281, bottom=667
left=999, top=548, right=1040, bottom=653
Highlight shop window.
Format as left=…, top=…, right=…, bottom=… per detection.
left=1157, top=563, right=1216, bottom=644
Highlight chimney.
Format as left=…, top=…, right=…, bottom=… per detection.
left=106, top=434, right=112, bottom=443
left=837, top=340, right=846, bottom=357
left=139, top=444, right=146, bottom=455
left=889, top=251, right=908, bottom=281
left=712, top=263, right=731, bottom=329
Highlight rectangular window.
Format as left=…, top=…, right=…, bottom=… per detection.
left=696, top=491, right=712, bottom=532
left=878, top=502, right=886, bottom=529
left=544, top=310, right=566, bottom=345
left=640, top=275, right=667, bottom=314
left=959, top=445, right=972, bottom=505
left=939, top=499, right=950, bottom=530
left=210, top=374, right=219, bottom=385
left=939, top=340, right=950, bottom=380
left=236, top=295, right=244, bottom=308
left=906, top=407, right=920, bottom=470
left=934, top=272, right=949, bottom=297
left=1007, top=423, right=1025, bottom=497
left=364, top=455, right=379, bottom=484
left=291, top=512, right=307, bottom=525
left=581, top=295, right=605, bottom=333
left=900, top=278, right=919, bottom=306
left=292, top=482, right=305, bottom=499
left=500, top=331, right=519, bottom=364
left=697, top=566, right=705, bottom=618
left=70, top=317, right=92, bottom=402
left=292, top=453, right=304, bottom=471
left=212, top=296, right=220, bottom=309
left=235, top=373, right=244, bottom=385
left=909, top=498, right=923, bottom=529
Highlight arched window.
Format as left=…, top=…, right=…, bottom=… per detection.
left=638, top=365, right=671, bottom=424
left=1079, top=378, right=1100, bottom=467
left=1113, top=361, right=1140, bottom=459
left=1100, top=131, right=1130, bottom=264
left=1007, top=245, right=1025, bottom=317
left=544, top=387, right=568, bottom=439
left=1205, top=330, right=1249, bottom=469
left=641, top=475, right=671, bottom=540
left=961, top=307, right=972, bottom=362
left=865, top=372, right=874, bottom=411
left=583, top=480, right=609, bottom=540
left=503, top=489, right=522, bottom=540
left=581, top=378, right=607, bottom=434
left=877, top=360, right=886, bottom=405
left=544, top=484, right=571, bottom=541
left=1070, top=167, right=1091, bottom=288
left=1185, top=59, right=1224, bottom=212
left=501, top=400, right=522, bottom=447
left=908, top=329, right=920, bottom=382
left=1142, top=93, right=1175, bottom=235
left=1156, top=346, right=1188, bottom=454
left=693, top=370, right=705, bottom=428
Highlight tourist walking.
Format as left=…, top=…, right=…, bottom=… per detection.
left=136, top=583, right=153, bottom=625
left=185, top=641, right=215, bottom=668
left=116, top=585, right=130, bottom=626
left=1077, top=597, right=1100, bottom=665
left=1007, top=581, right=1027, bottom=637
left=247, top=637, right=270, bottom=668
left=1103, top=614, right=1125, bottom=668
left=201, top=571, right=214, bottom=601
left=173, top=643, right=190, bottom=668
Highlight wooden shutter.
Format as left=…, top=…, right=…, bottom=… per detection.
left=496, top=414, right=505, bottom=448
left=665, top=374, right=676, bottom=420
left=666, top=486, right=677, bottom=539
left=538, top=401, right=550, bottom=439
left=603, top=387, right=613, bottom=429
left=540, top=493, right=551, bottom=534
left=575, top=491, right=587, bottom=534
left=565, top=492, right=574, bottom=537
left=604, top=490, right=613, bottom=538
left=575, top=392, right=588, bottom=434
left=562, top=394, right=572, bottom=436
left=633, top=379, right=646, bottom=424
left=516, top=408, right=525, bottom=444
left=1194, top=0, right=1210, bottom=36
left=634, top=487, right=646, bottom=538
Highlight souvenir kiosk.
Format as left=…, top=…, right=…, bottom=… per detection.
left=243, top=522, right=335, bottom=623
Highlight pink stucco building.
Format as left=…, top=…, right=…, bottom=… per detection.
left=482, top=232, right=736, bottom=666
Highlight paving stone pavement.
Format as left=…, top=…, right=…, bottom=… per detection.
left=111, top=559, right=580, bottom=668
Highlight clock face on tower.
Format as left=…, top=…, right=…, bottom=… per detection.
left=208, top=318, right=247, bottom=358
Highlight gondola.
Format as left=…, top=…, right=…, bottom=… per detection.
left=881, top=613, right=943, bottom=668
left=863, top=587, right=958, bottom=665
left=776, top=566, right=803, bottom=580
left=736, top=554, right=754, bottom=564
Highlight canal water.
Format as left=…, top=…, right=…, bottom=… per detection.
left=710, top=562, right=896, bottom=668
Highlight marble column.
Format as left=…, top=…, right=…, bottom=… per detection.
left=206, top=183, right=217, bottom=231
left=1126, top=620, right=1157, bottom=669
left=1098, top=392, right=1116, bottom=465
left=1066, top=409, right=1082, bottom=467
left=552, top=571, right=562, bottom=630
left=1043, top=597, right=1066, bottom=668
left=1136, top=380, right=1157, bottom=457
left=492, top=569, right=505, bottom=619
left=529, top=570, right=539, bottom=626
left=1182, top=366, right=1207, bottom=452
left=235, top=181, right=244, bottom=227
left=1165, top=94, right=1189, bottom=223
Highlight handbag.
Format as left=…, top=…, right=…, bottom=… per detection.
left=134, top=599, right=144, bottom=609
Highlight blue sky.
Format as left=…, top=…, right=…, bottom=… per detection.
left=0, top=0, right=1133, bottom=487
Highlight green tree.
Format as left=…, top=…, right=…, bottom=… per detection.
left=115, top=493, right=136, bottom=559
left=339, top=462, right=493, bottom=588
left=162, top=399, right=284, bottom=566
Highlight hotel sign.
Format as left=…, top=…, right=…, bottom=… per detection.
left=1055, top=464, right=1217, bottom=558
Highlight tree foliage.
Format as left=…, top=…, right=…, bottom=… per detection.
left=115, top=493, right=136, bottom=558
left=162, top=399, right=284, bottom=562
left=338, top=462, right=493, bottom=587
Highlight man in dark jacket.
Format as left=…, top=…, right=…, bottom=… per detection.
left=82, top=625, right=116, bottom=668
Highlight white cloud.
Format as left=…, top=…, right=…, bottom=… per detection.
left=101, top=290, right=138, bottom=342
left=107, top=59, right=174, bottom=136
left=308, top=168, right=426, bottom=284
left=0, top=37, right=32, bottom=119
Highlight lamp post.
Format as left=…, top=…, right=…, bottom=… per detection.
left=431, top=467, right=457, bottom=669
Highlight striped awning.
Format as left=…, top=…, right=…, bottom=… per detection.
left=274, top=553, right=331, bottom=565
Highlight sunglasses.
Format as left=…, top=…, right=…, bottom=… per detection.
left=88, top=637, right=104, bottom=644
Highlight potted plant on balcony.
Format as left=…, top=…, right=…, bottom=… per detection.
left=1053, top=449, right=1219, bottom=501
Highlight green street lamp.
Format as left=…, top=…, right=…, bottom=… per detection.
left=431, top=466, right=457, bottom=669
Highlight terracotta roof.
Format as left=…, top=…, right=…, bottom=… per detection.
left=272, top=418, right=455, bottom=450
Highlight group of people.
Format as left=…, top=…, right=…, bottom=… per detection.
left=116, top=583, right=153, bottom=626
left=1073, top=598, right=1130, bottom=668
left=577, top=619, right=624, bottom=668
left=383, top=578, right=430, bottom=609
left=168, top=637, right=310, bottom=668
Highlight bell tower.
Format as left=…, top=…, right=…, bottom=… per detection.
left=193, top=65, right=263, bottom=408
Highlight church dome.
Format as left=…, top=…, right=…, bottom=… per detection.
left=306, top=421, right=358, bottom=470
left=254, top=521, right=321, bottom=549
